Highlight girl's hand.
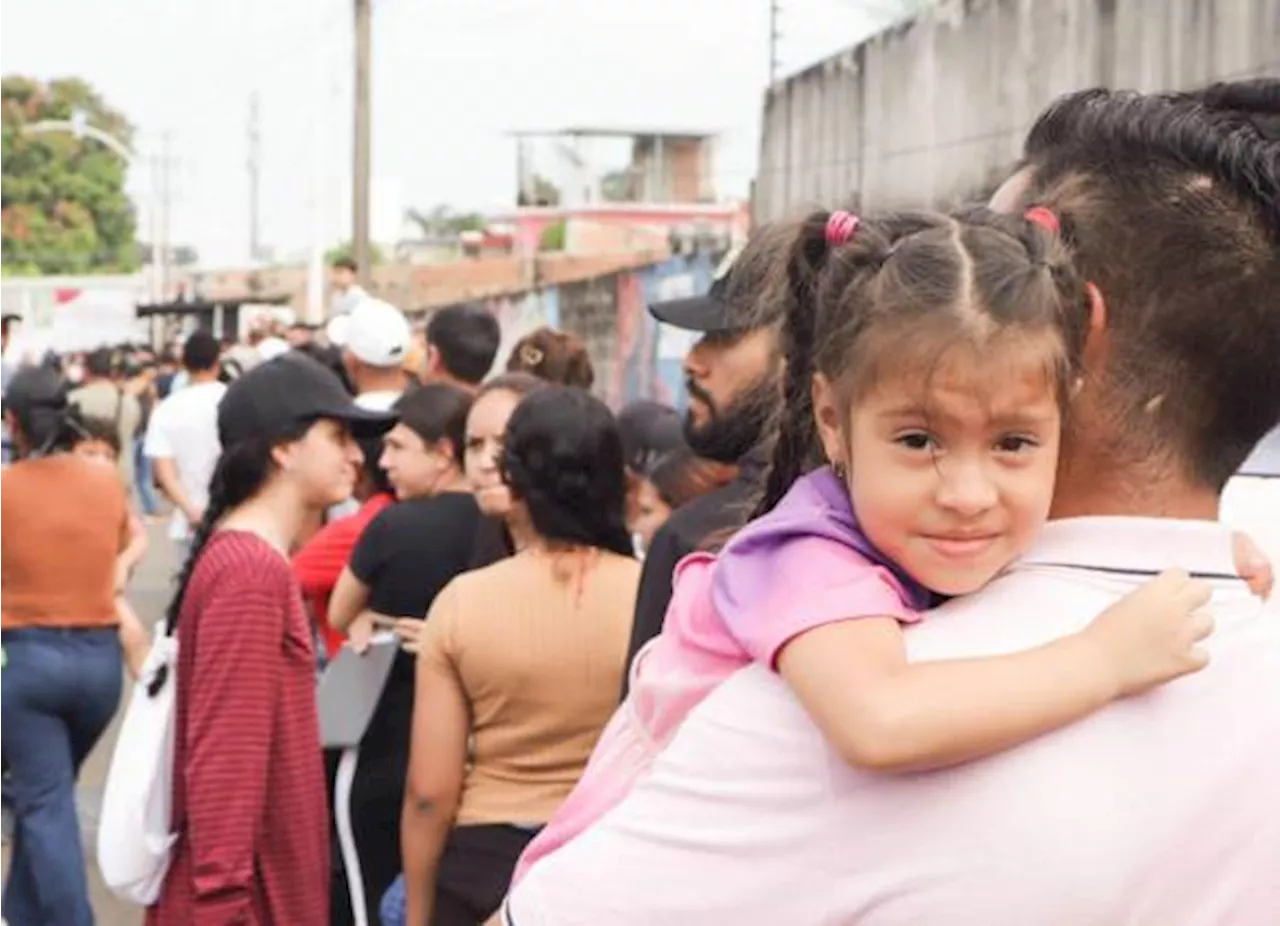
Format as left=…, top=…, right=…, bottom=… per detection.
left=347, top=613, right=375, bottom=655
left=1082, top=569, right=1214, bottom=698
left=394, top=618, right=423, bottom=654
left=1232, top=532, right=1273, bottom=599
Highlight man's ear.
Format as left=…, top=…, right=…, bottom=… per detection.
left=1081, top=282, right=1108, bottom=373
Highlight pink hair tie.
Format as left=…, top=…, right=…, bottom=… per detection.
left=1024, top=206, right=1061, bottom=235
left=825, top=210, right=861, bottom=246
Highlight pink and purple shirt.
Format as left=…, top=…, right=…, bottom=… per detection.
left=513, top=467, right=929, bottom=883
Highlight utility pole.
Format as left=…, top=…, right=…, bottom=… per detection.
left=158, top=131, right=173, bottom=302
left=769, top=0, right=782, bottom=85
left=352, top=0, right=373, bottom=286
left=248, top=92, right=262, bottom=263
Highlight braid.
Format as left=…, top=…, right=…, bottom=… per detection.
left=148, top=436, right=284, bottom=697
left=162, top=464, right=232, bottom=636
left=752, top=212, right=831, bottom=518
left=160, top=434, right=293, bottom=636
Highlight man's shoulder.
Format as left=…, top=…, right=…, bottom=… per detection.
left=661, top=477, right=755, bottom=548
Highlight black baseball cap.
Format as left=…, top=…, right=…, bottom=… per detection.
left=648, top=228, right=787, bottom=333
left=648, top=245, right=744, bottom=333
left=217, top=352, right=394, bottom=446
left=617, top=400, right=686, bottom=476
left=3, top=362, right=67, bottom=416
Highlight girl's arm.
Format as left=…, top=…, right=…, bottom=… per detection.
left=777, top=569, right=1212, bottom=774
left=327, top=566, right=371, bottom=632
left=401, top=647, right=469, bottom=925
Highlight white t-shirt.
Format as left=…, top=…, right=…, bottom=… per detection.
left=509, top=508, right=1280, bottom=925
left=143, top=381, right=227, bottom=541
left=354, top=390, right=400, bottom=412
left=331, top=284, right=368, bottom=318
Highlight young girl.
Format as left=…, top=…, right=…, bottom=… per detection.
left=146, top=353, right=392, bottom=926
left=510, top=206, right=1227, bottom=888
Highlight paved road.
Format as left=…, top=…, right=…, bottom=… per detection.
left=2, top=520, right=179, bottom=925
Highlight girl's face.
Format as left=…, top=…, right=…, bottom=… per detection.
left=277, top=418, right=364, bottom=509
left=465, top=389, right=522, bottom=516
left=627, top=477, right=672, bottom=550
left=380, top=423, right=454, bottom=500
left=817, top=345, right=1062, bottom=596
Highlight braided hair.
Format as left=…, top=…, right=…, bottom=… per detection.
left=752, top=206, right=1089, bottom=519
left=161, top=424, right=312, bottom=638
left=500, top=385, right=633, bottom=557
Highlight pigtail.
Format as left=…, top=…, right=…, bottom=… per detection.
left=751, top=212, right=834, bottom=518
left=149, top=429, right=303, bottom=696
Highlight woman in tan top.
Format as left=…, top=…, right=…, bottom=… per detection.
left=398, top=385, right=639, bottom=926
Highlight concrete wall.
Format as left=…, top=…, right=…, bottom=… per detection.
left=755, top=0, right=1279, bottom=221
left=460, top=252, right=715, bottom=409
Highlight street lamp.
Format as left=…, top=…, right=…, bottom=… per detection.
left=20, top=113, right=163, bottom=300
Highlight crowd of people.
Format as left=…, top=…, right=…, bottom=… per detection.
left=1, top=77, right=1278, bottom=926
left=1, top=282, right=727, bottom=924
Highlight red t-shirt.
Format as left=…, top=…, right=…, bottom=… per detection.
left=292, top=492, right=394, bottom=657
left=147, top=531, right=329, bottom=926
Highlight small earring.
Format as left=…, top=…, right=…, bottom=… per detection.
left=832, top=461, right=848, bottom=482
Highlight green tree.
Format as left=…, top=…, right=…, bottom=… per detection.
left=404, top=205, right=486, bottom=237
left=1, top=75, right=141, bottom=275
left=325, top=241, right=386, bottom=267
left=538, top=220, right=566, bottom=252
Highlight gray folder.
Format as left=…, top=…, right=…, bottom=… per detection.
left=317, top=636, right=399, bottom=749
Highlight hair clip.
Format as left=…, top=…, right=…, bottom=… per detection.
left=1024, top=206, right=1061, bottom=235
left=825, top=211, right=861, bottom=246
left=518, top=343, right=545, bottom=367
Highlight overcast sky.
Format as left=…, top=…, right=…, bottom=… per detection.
left=3, top=0, right=903, bottom=266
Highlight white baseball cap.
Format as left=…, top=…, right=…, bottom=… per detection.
left=328, top=297, right=410, bottom=368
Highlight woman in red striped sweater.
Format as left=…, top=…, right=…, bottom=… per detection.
left=147, top=353, right=392, bottom=926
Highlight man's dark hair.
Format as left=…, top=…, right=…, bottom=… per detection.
left=1180, top=78, right=1280, bottom=140
left=332, top=256, right=358, bottom=273
left=85, top=347, right=116, bottom=379
left=426, top=305, right=501, bottom=385
left=1, top=313, right=20, bottom=338
left=181, top=330, right=221, bottom=373
left=1021, top=88, right=1280, bottom=490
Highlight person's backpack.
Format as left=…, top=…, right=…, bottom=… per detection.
left=96, top=630, right=179, bottom=904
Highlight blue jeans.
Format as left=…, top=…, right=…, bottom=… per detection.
left=134, top=437, right=160, bottom=515
left=2, top=627, right=122, bottom=926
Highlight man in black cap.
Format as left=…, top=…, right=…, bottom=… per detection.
left=621, top=226, right=792, bottom=688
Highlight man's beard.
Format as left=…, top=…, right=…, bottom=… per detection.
left=683, top=374, right=778, bottom=464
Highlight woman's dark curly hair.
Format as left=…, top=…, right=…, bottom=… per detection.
left=500, top=385, right=632, bottom=556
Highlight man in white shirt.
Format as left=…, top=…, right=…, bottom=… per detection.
left=330, top=256, right=369, bottom=318
left=505, top=88, right=1280, bottom=925
left=327, top=297, right=412, bottom=411
left=144, top=331, right=226, bottom=546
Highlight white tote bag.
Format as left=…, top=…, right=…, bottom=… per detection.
left=96, top=632, right=179, bottom=905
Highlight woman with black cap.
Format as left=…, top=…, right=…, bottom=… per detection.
left=1, top=363, right=135, bottom=926
left=145, top=352, right=393, bottom=926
